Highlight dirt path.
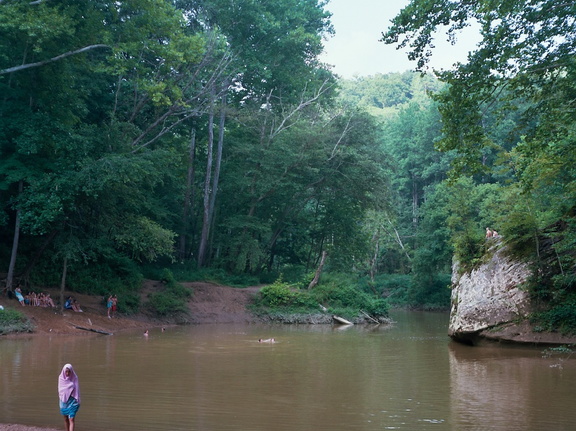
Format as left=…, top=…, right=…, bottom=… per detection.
left=0, top=280, right=262, bottom=336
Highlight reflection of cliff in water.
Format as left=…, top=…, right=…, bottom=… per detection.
left=448, top=342, right=576, bottom=431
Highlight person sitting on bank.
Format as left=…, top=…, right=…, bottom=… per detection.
left=72, top=299, right=83, bottom=312
left=65, top=296, right=83, bottom=312
left=14, top=287, right=25, bottom=306
left=44, top=293, right=56, bottom=308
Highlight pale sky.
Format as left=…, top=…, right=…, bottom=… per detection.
left=320, top=0, right=480, bottom=78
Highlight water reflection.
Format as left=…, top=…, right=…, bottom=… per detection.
left=1, top=312, right=575, bottom=431
left=449, top=342, right=576, bottom=431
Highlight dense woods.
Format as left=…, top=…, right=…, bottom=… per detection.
left=1, top=0, right=574, bottom=329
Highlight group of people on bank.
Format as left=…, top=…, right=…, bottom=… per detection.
left=13, top=287, right=85, bottom=313
left=14, top=286, right=56, bottom=308
left=12, top=287, right=122, bottom=317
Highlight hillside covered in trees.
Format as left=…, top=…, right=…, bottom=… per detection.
left=1, top=0, right=574, bottom=331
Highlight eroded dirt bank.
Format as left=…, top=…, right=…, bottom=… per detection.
left=0, top=280, right=261, bottom=337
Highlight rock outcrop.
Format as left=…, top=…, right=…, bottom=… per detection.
left=449, top=240, right=576, bottom=345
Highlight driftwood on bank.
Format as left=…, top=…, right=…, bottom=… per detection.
left=333, top=315, right=353, bottom=325
left=360, top=310, right=379, bottom=324
left=69, top=324, right=113, bottom=335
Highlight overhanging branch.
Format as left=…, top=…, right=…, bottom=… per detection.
left=0, top=44, right=109, bottom=75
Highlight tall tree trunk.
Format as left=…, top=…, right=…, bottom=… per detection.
left=59, top=257, right=68, bottom=314
left=6, top=180, right=23, bottom=292
left=412, top=174, right=419, bottom=229
left=369, top=230, right=380, bottom=282
left=208, top=90, right=226, bottom=222
left=308, top=250, right=328, bottom=289
left=197, top=87, right=215, bottom=268
left=179, top=129, right=197, bottom=261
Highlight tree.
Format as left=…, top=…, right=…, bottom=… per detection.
left=182, top=0, right=334, bottom=103
left=0, top=0, right=213, bottom=286
left=214, top=95, right=388, bottom=274
left=382, top=0, right=576, bottom=178
left=383, top=1, right=576, bottom=307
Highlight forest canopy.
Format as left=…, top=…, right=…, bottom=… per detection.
left=382, top=0, right=576, bottom=328
left=1, top=0, right=389, bottom=297
left=1, top=0, right=575, bottom=325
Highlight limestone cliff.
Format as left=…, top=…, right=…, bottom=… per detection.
left=449, top=240, right=576, bottom=345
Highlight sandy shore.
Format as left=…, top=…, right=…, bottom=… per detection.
left=0, top=425, right=59, bottom=431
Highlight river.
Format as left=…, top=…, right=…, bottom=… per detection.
left=1, top=311, right=575, bottom=430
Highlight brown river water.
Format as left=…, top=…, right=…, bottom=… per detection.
left=1, top=310, right=575, bottom=431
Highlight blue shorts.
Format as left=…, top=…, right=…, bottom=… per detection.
left=60, top=396, right=80, bottom=418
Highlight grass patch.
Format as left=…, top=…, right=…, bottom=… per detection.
left=0, top=307, right=35, bottom=335
left=145, top=269, right=192, bottom=318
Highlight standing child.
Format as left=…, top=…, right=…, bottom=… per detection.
left=111, top=294, right=118, bottom=318
left=107, top=294, right=113, bottom=318
left=58, top=363, right=81, bottom=431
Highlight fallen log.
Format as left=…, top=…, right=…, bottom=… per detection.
left=71, top=324, right=113, bottom=335
left=333, top=315, right=353, bottom=325
left=360, top=310, right=379, bottom=324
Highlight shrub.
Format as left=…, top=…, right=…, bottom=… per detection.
left=145, top=269, right=191, bottom=317
left=0, top=308, right=35, bottom=335
left=117, top=292, right=141, bottom=315
left=258, top=280, right=308, bottom=308
left=251, top=273, right=390, bottom=321
left=311, top=282, right=389, bottom=317
left=531, top=297, right=576, bottom=335
left=146, top=291, right=188, bottom=316
left=453, top=230, right=485, bottom=272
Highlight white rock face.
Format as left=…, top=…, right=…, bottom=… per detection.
left=449, top=242, right=532, bottom=340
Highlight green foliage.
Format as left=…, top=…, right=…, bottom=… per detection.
left=0, top=308, right=34, bottom=335
left=27, top=248, right=143, bottom=295
left=257, top=279, right=315, bottom=309
left=542, top=345, right=574, bottom=358
left=408, top=273, right=452, bottom=309
left=146, top=291, right=188, bottom=317
left=358, top=273, right=451, bottom=310
left=339, top=72, right=443, bottom=118
left=142, top=264, right=261, bottom=287
left=116, top=293, right=141, bottom=316
left=359, top=273, right=411, bottom=298
left=311, top=275, right=389, bottom=317
left=145, top=269, right=191, bottom=317
left=531, top=295, right=576, bottom=335
left=252, top=274, right=389, bottom=319
left=6, top=0, right=573, bottom=332
left=192, top=0, right=334, bottom=103
left=442, top=179, right=503, bottom=270
left=0, top=0, right=395, bottom=305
